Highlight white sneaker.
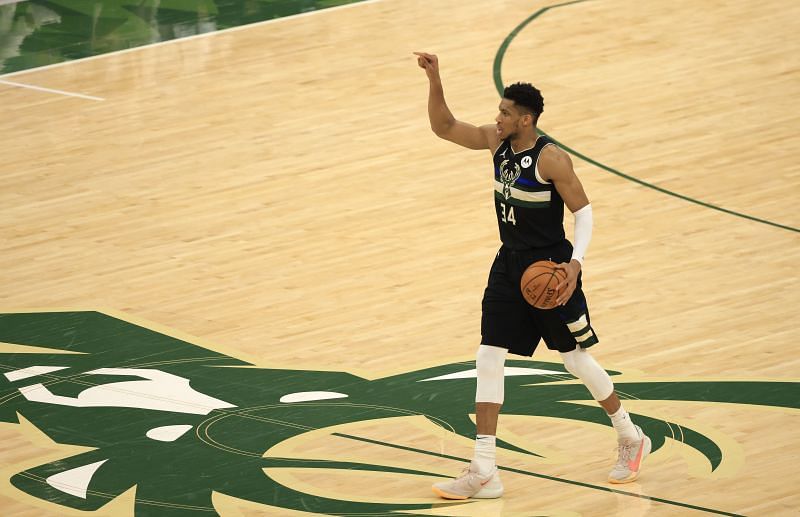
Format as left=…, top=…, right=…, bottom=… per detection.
left=609, top=425, right=651, bottom=484
left=432, top=463, right=504, bottom=500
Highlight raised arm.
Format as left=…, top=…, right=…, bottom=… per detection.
left=414, top=52, right=497, bottom=151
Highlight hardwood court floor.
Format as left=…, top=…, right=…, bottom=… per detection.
left=1, top=0, right=798, bottom=515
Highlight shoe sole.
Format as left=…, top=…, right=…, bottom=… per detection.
left=431, top=486, right=468, bottom=500
left=608, top=435, right=652, bottom=484
left=432, top=482, right=504, bottom=500
left=474, top=486, right=504, bottom=499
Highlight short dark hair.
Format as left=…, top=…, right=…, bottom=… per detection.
left=503, top=82, right=544, bottom=122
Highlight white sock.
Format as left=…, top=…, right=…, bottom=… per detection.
left=472, top=434, right=496, bottom=476
left=609, top=406, right=639, bottom=442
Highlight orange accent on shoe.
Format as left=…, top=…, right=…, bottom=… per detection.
left=432, top=486, right=468, bottom=500
left=627, top=436, right=646, bottom=471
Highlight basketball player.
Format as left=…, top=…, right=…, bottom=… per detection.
left=414, top=51, right=651, bottom=500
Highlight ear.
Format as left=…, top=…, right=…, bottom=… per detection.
left=522, top=113, right=533, bottom=127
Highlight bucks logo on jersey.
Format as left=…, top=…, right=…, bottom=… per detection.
left=1, top=311, right=798, bottom=515
left=499, top=159, right=522, bottom=200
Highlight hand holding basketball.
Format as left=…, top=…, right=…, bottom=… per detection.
left=554, top=260, right=581, bottom=305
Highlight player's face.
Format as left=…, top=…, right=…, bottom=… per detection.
left=495, top=99, right=530, bottom=139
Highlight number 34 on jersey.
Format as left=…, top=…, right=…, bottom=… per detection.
left=499, top=202, right=517, bottom=225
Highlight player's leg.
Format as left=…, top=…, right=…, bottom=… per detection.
left=559, top=346, right=636, bottom=439
left=560, top=347, right=651, bottom=483
left=432, top=249, right=533, bottom=500
left=548, top=285, right=651, bottom=483
left=473, top=344, right=506, bottom=473
left=432, top=344, right=506, bottom=500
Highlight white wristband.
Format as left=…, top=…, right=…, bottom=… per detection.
left=570, top=204, right=593, bottom=265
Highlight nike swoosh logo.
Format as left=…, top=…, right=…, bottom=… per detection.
left=627, top=439, right=646, bottom=471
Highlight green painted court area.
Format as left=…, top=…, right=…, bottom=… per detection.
left=0, top=0, right=364, bottom=75
left=1, top=311, right=796, bottom=515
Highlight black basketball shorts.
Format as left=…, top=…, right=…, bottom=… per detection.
left=480, top=241, right=599, bottom=356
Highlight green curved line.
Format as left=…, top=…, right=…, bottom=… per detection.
left=493, top=0, right=799, bottom=233
left=335, top=433, right=743, bottom=516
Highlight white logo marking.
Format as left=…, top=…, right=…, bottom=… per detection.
left=18, top=368, right=236, bottom=415
left=280, top=391, right=348, bottom=403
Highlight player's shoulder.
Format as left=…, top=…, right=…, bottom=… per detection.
left=537, top=140, right=574, bottom=180
left=539, top=140, right=568, bottom=161
left=539, top=141, right=572, bottom=166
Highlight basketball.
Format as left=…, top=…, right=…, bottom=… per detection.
left=520, top=260, right=567, bottom=309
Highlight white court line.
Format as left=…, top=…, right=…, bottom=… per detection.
left=0, top=0, right=385, bottom=80
left=0, top=0, right=28, bottom=6
left=0, top=78, right=104, bottom=101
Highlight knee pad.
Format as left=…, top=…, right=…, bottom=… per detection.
left=560, top=349, right=614, bottom=401
left=475, top=345, right=507, bottom=404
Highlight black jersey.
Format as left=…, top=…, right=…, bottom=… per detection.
left=492, top=135, right=566, bottom=250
